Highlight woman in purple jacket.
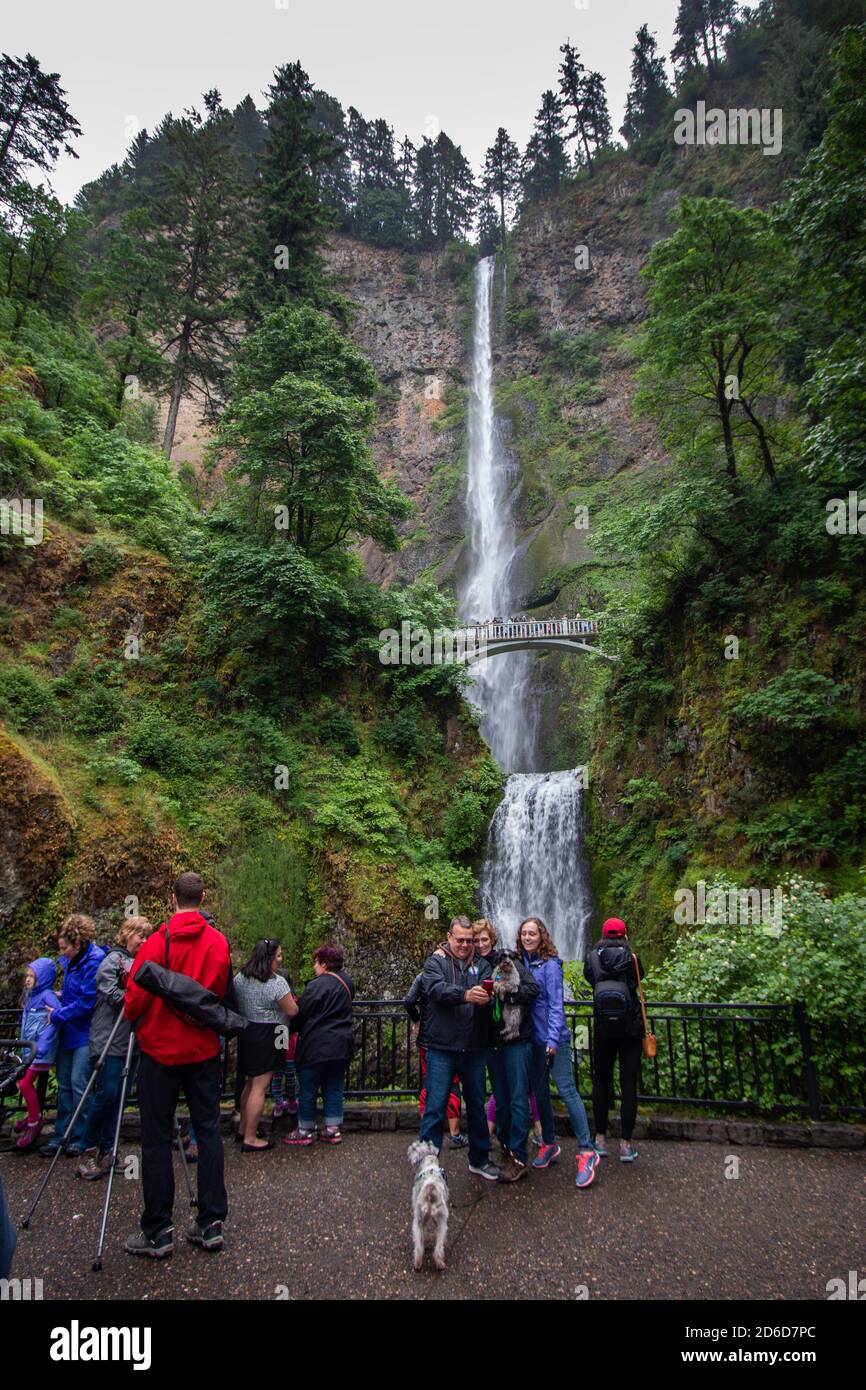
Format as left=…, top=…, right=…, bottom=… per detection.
left=519, top=917, right=599, bottom=1190
left=38, top=914, right=105, bottom=1158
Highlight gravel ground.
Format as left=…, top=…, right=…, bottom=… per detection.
left=2, top=1133, right=864, bottom=1301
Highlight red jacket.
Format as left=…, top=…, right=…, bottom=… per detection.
left=125, top=910, right=231, bottom=1065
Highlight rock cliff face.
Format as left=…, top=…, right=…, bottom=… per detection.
left=0, top=730, right=73, bottom=928
left=324, top=238, right=469, bottom=588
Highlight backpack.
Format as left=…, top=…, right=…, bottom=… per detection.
left=588, top=942, right=635, bottom=1032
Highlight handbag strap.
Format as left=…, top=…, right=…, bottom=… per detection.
left=328, top=971, right=352, bottom=1000
left=632, top=949, right=651, bottom=1036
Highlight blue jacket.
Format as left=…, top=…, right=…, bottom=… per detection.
left=20, top=957, right=60, bottom=1066
left=523, top=952, right=569, bottom=1050
left=53, top=942, right=106, bottom=1051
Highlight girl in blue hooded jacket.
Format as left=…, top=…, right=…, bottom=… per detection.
left=15, top=957, right=60, bottom=1151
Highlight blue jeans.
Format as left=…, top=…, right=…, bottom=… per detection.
left=298, top=1060, right=347, bottom=1130
left=529, top=1045, right=558, bottom=1147
left=488, top=1042, right=532, bottom=1164
left=82, top=1054, right=127, bottom=1154
left=550, top=1039, right=592, bottom=1147
left=420, top=1048, right=488, bottom=1167
left=51, top=1045, right=93, bottom=1150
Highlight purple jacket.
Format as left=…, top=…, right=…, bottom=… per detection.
left=523, top=952, right=569, bottom=1050
left=20, top=957, right=61, bottom=1065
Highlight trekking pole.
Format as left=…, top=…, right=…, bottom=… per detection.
left=174, top=1115, right=196, bottom=1207
left=21, top=1008, right=127, bottom=1230
left=91, top=1029, right=137, bottom=1272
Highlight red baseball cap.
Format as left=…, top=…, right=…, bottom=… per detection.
left=602, top=917, right=628, bottom=937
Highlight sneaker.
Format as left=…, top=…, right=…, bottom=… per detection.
left=594, top=1137, right=609, bottom=1157
left=619, top=1143, right=638, bottom=1162
left=448, top=1132, right=468, bottom=1149
left=125, top=1227, right=175, bottom=1259
left=186, top=1219, right=223, bottom=1251
left=37, top=1143, right=60, bottom=1158
left=531, top=1133, right=543, bottom=1148
left=498, top=1152, right=529, bottom=1183
left=468, top=1160, right=502, bottom=1182
left=283, top=1128, right=314, bottom=1146
left=320, top=1126, right=342, bottom=1145
left=184, top=1143, right=199, bottom=1163
left=286, top=1099, right=299, bottom=1114
left=575, top=1149, right=599, bottom=1189
left=14, top=1119, right=43, bottom=1151
left=532, top=1143, right=561, bottom=1170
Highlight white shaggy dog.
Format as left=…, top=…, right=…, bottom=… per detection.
left=492, top=955, right=523, bottom=1041
left=407, top=1140, right=449, bottom=1272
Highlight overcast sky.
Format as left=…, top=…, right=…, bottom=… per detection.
left=9, top=0, right=681, bottom=204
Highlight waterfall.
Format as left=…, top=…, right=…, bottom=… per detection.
left=458, top=255, right=593, bottom=962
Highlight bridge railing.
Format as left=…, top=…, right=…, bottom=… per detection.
left=463, top=617, right=599, bottom=642
left=3, top=1000, right=862, bottom=1120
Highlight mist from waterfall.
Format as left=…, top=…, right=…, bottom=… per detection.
left=458, top=255, right=593, bottom=962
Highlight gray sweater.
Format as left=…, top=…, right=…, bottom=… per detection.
left=89, top=948, right=135, bottom=1058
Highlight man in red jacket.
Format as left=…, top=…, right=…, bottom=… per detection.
left=123, top=871, right=231, bottom=1259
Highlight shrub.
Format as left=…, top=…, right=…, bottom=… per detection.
left=71, top=684, right=126, bottom=736
left=0, top=664, right=60, bottom=730
left=81, top=537, right=122, bottom=580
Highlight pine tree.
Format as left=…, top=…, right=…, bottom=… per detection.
left=311, top=90, right=352, bottom=221
left=482, top=127, right=521, bottom=248
left=0, top=52, right=81, bottom=198
left=431, top=132, right=476, bottom=248
left=558, top=42, right=612, bottom=171
left=522, top=91, right=569, bottom=203
left=671, top=0, right=738, bottom=78
left=232, top=95, right=266, bottom=178
left=622, top=25, right=671, bottom=145
left=151, top=96, right=247, bottom=457
left=243, top=61, right=338, bottom=318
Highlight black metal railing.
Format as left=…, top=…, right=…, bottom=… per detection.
left=2, top=999, right=864, bottom=1120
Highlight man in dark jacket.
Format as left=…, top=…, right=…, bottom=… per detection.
left=486, top=947, right=539, bottom=1183
left=124, top=872, right=231, bottom=1258
left=419, top=917, right=499, bottom=1180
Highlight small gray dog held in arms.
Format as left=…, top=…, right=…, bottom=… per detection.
left=407, top=1140, right=449, bottom=1272
left=492, top=955, right=523, bottom=1041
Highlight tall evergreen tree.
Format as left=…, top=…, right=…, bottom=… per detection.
left=151, top=95, right=247, bottom=457
left=311, top=90, right=352, bottom=221
left=244, top=62, right=338, bottom=318
left=622, top=25, right=671, bottom=145
left=558, top=42, right=611, bottom=171
left=0, top=52, right=81, bottom=198
left=232, top=95, right=266, bottom=178
left=482, top=127, right=521, bottom=248
left=671, top=0, right=738, bottom=78
left=522, top=91, right=569, bottom=202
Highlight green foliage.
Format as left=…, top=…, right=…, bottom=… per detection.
left=317, top=701, right=361, bottom=757
left=316, top=757, right=408, bottom=856
left=374, top=705, right=426, bottom=763
left=214, top=828, right=308, bottom=966
left=442, top=788, right=490, bottom=857
left=0, top=663, right=60, bottom=730
left=81, top=537, right=122, bottom=580
left=70, top=684, right=125, bottom=736
left=733, top=670, right=847, bottom=741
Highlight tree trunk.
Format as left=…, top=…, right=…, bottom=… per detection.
left=162, top=319, right=191, bottom=459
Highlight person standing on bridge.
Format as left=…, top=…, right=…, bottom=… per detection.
left=583, top=918, right=644, bottom=1162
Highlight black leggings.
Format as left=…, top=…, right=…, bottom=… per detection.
left=592, top=1036, right=642, bottom=1141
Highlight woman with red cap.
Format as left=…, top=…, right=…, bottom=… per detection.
left=583, top=917, right=645, bottom=1161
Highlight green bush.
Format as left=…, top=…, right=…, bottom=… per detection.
left=374, top=705, right=426, bottom=762
left=71, top=684, right=126, bottom=736
left=81, top=537, right=122, bottom=580
left=0, top=664, right=60, bottom=730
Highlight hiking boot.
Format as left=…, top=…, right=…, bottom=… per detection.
left=498, top=1151, right=529, bottom=1183
left=532, top=1142, right=561, bottom=1170
left=186, top=1219, right=224, bottom=1251
left=468, top=1159, right=502, bottom=1182
left=125, top=1228, right=175, bottom=1259
left=575, top=1149, right=599, bottom=1189
left=320, top=1126, right=342, bottom=1145
left=77, top=1149, right=114, bottom=1180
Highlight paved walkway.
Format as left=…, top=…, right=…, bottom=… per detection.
left=3, top=1134, right=863, bottom=1300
